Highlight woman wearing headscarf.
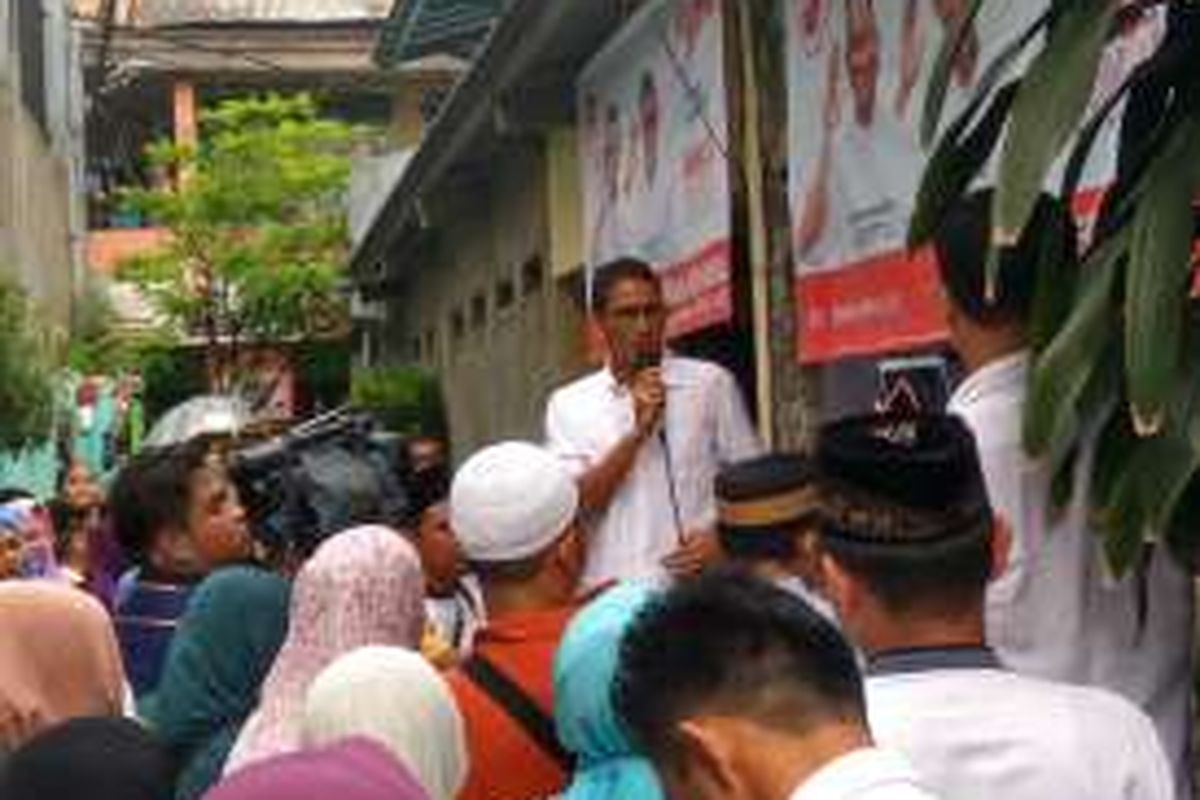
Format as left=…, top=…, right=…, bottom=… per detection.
left=204, top=738, right=429, bottom=800
left=0, top=581, right=127, bottom=753
left=0, top=716, right=174, bottom=800
left=553, top=582, right=665, bottom=800
left=140, top=566, right=291, bottom=800
left=301, top=646, right=467, bottom=800
left=223, top=526, right=425, bottom=774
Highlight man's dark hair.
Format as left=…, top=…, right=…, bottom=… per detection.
left=816, top=413, right=993, bottom=615
left=108, top=439, right=210, bottom=564
left=45, top=498, right=76, bottom=559
left=402, top=463, right=450, bottom=530
left=719, top=527, right=800, bottom=561
left=934, top=189, right=1076, bottom=325
left=0, top=488, right=34, bottom=505
left=614, top=568, right=865, bottom=762
left=592, top=257, right=661, bottom=313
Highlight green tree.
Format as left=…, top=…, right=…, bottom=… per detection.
left=0, top=275, right=55, bottom=450
left=119, top=93, right=359, bottom=390
left=350, top=366, right=447, bottom=436
left=913, top=1, right=1200, bottom=570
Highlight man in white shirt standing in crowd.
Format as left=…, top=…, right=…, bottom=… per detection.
left=816, top=412, right=1174, bottom=800
left=935, top=189, right=1194, bottom=795
left=614, top=568, right=939, bottom=800
left=544, top=257, right=760, bottom=589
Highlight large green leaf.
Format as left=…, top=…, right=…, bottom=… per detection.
left=920, top=0, right=988, bottom=148
left=1059, top=23, right=1191, bottom=204
left=909, top=82, right=1019, bottom=250
left=1024, top=228, right=1128, bottom=458
left=993, top=0, right=1118, bottom=279
left=1101, top=359, right=1200, bottom=575
left=1102, top=457, right=1146, bottom=576
left=1089, top=405, right=1136, bottom=522
left=1026, top=185, right=1081, bottom=356
left=920, top=4, right=1051, bottom=148
left=1124, top=116, right=1200, bottom=436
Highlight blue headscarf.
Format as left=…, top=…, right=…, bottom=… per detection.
left=553, top=582, right=664, bottom=800
left=140, top=566, right=290, bottom=800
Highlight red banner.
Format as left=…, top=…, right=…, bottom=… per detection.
left=795, top=247, right=945, bottom=363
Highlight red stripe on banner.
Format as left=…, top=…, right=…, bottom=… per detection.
left=667, top=283, right=732, bottom=339
left=661, top=239, right=733, bottom=338
left=795, top=247, right=947, bottom=363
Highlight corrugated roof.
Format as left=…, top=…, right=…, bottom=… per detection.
left=131, top=0, right=392, bottom=26
left=374, top=0, right=501, bottom=65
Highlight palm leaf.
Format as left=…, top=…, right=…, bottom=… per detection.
left=909, top=82, right=1019, bottom=250
left=920, top=0, right=988, bottom=147
left=1024, top=228, right=1129, bottom=459
left=1124, top=116, right=1200, bottom=436
left=992, top=0, right=1118, bottom=296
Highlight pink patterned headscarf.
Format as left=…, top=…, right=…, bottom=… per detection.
left=222, top=526, right=425, bottom=775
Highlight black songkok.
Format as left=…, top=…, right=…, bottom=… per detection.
left=815, top=413, right=992, bottom=546
left=715, top=453, right=818, bottom=539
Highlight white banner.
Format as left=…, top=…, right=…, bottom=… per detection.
left=784, top=0, right=1163, bottom=362
left=579, top=0, right=733, bottom=337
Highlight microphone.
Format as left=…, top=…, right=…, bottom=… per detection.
left=630, top=349, right=662, bottom=373
left=630, top=350, right=685, bottom=543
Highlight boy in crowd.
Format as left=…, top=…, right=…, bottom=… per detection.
left=109, top=439, right=250, bottom=696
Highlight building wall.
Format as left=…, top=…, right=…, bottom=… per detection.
left=380, top=139, right=588, bottom=460
left=0, top=0, right=82, bottom=333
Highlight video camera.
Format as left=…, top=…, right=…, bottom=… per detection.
left=227, top=408, right=408, bottom=558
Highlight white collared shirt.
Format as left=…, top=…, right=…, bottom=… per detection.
left=866, top=656, right=1174, bottom=800
left=790, top=747, right=939, bottom=800
left=545, top=356, right=761, bottom=588
left=947, top=351, right=1194, bottom=796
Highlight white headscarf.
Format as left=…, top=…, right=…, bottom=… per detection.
left=301, top=646, right=468, bottom=800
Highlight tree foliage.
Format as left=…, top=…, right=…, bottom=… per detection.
left=913, top=0, right=1200, bottom=571
left=0, top=276, right=55, bottom=450
left=118, top=94, right=358, bottom=384
left=350, top=366, right=447, bottom=437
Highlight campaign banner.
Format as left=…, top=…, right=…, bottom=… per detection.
left=579, top=0, right=733, bottom=338
left=786, top=0, right=1162, bottom=363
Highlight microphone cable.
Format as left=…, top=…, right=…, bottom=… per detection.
left=659, top=425, right=686, bottom=545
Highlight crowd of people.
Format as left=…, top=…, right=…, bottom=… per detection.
left=0, top=189, right=1193, bottom=800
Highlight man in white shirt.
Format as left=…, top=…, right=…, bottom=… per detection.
left=613, top=568, right=938, bottom=800
left=935, top=190, right=1193, bottom=795
left=816, top=412, right=1174, bottom=800
left=544, top=258, right=760, bottom=589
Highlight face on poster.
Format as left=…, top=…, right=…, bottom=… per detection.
left=579, top=0, right=733, bottom=337
left=785, top=0, right=1163, bottom=363
left=787, top=0, right=1048, bottom=273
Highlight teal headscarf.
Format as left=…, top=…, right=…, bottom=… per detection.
left=140, top=566, right=290, bottom=800
left=553, top=582, right=664, bottom=800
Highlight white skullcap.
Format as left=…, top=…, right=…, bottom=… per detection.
left=450, top=441, right=579, bottom=563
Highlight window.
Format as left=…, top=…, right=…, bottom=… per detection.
left=423, top=328, right=437, bottom=361
left=451, top=308, right=466, bottom=341
left=471, top=292, right=487, bottom=331
left=16, top=0, right=46, bottom=134
left=521, top=256, right=545, bottom=297
left=496, top=277, right=515, bottom=311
